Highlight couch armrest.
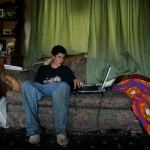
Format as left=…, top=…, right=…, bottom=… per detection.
left=5, top=75, right=20, bottom=92
left=0, top=69, right=35, bottom=92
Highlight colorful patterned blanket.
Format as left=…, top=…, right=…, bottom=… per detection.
left=112, top=74, right=150, bottom=135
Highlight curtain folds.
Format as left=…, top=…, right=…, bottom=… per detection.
left=26, top=0, right=150, bottom=84
left=87, top=0, right=150, bottom=84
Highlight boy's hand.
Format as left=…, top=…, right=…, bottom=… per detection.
left=73, top=79, right=84, bottom=89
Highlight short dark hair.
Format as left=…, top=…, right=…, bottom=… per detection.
left=51, top=45, right=67, bottom=56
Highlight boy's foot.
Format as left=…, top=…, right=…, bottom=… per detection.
left=56, top=134, right=69, bottom=146
left=29, top=134, right=40, bottom=144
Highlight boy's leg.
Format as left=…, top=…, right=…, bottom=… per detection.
left=51, top=82, right=70, bottom=146
left=21, top=81, right=43, bottom=137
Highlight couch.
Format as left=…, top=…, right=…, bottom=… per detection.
left=0, top=54, right=144, bottom=134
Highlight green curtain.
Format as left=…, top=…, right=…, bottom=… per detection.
left=26, top=0, right=150, bottom=84
left=25, top=0, right=90, bottom=67
left=87, top=0, right=150, bottom=84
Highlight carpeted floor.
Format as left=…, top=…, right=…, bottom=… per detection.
left=0, top=127, right=150, bottom=150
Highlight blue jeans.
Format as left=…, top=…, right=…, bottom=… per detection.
left=21, top=81, right=70, bottom=136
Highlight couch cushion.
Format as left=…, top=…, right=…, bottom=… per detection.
left=74, top=89, right=132, bottom=109
left=6, top=88, right=131, bottom=109
left=70, top=57, right=86, bottom=83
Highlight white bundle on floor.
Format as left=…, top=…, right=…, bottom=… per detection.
left=0, top=96, right=8, bottom=128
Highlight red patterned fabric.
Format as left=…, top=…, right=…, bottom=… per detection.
left=112, top=74, right=150, bottom=135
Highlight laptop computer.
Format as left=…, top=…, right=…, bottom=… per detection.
left=77, top=66, right=111, bottom=94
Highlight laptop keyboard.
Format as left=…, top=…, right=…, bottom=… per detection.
left=78, top=85, right=100, bottom=91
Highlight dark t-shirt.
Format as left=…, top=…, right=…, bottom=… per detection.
left=34, top=65, right=75, bottom=90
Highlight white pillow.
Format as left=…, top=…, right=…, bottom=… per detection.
left=104, top=78, right=116, bottom=88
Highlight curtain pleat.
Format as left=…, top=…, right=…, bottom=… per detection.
left=87, top=0, right=150, bottom=84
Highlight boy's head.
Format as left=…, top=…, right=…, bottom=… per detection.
left=51, top=45, right=67, bottom=56
left=51, top=45, right=67, bottom=67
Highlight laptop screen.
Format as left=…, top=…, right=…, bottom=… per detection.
left=99, top=66, right=111, bottom=92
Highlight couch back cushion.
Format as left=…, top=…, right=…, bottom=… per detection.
left=70, top=57, right=87, bottom=83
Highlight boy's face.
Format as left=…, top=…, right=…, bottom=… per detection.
left=52, top=53, right=65, bottom=67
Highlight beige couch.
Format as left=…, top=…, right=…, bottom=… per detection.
left=0, top=54, right=144, bottom=134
